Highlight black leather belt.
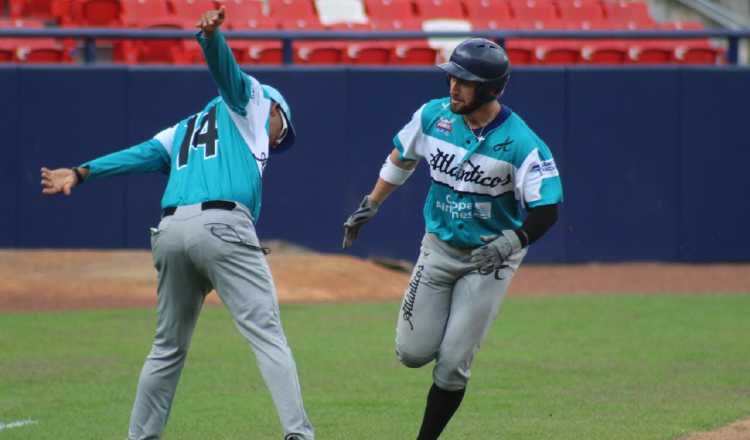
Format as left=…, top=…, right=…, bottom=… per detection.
left=162, top=201, right=236, bottom=217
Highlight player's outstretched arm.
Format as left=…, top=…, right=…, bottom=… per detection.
left=342, top=149, right=418, bottom=248
left=40, top=167, right=88, bottom=196
left=196, top=6, right=252, bottom=115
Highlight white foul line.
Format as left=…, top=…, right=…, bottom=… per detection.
left=0, top=419, right=38, bottom=431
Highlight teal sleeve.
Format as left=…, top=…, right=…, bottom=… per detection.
left=79, top=139, right=170, bottom=181
left=196, top=29, right=253, bottom=115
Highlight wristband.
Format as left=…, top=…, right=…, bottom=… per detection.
left=72, top=167, right=84, bottom=184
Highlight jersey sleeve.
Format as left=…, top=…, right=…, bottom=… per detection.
left=79, top=137, right=171, bottom=181
left=514, top=143, right=563, bottom=208
left=196, top=29, right=260, bottom=116
left=393, top=104, right=427, bottom=161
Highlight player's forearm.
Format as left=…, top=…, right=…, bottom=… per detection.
left=368, top=178, right=399, bottom=205
left=515, top=204, right=558, bottom=247
left=80, top=139, right=170, bottom=181
left=197, top=29, right=251, bottom=114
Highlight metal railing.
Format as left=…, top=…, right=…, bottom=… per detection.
left=1, top=27, right=750, bottom=64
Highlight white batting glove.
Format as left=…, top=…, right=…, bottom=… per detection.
left=342, top=195, right=380, bottom=249
left=469, top=230, right=523, bottom=274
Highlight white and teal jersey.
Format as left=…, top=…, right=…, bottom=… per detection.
left=81, top=30, right=273, bottom=221
left=394, top=98, right=563, bottom=249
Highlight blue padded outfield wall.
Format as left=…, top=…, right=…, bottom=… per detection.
left=1, top=65, right=749, bottom=263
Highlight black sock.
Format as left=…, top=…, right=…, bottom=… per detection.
left=416, top=383, right=466, bottom=440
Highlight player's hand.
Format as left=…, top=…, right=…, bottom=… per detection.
left=342, top=195, right=380, bottom=248
left=469, top=230, right=522, bottom=274
left=197, top=5, right=226, bottom=38
left=40, top=167, right=79, bottom=196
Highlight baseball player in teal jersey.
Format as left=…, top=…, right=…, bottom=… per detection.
left=40, top=7, right=314, bottom=440
left=343, top=38, right=563, bottom=439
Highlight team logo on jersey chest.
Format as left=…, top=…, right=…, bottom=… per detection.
left=429, top=148, right=511, bottom=189
left=436, top=117, right=453, bottom=133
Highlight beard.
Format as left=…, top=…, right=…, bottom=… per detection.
left=450, top=97, right=484, bottom=115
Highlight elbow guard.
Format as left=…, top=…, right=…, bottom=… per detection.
left=379, top=157, right=415, bottom=186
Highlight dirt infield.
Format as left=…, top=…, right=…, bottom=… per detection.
left=1, top=249, right=749, bottom=439
left=1, top=249, right=748, bottom=312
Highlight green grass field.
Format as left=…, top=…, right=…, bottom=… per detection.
left=2, top=294, right=750, bottom=439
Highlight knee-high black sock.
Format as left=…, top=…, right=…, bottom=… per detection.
left=416, top=383, right=466, bottom=440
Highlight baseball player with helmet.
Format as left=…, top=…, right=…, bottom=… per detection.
left=343, top=38, right=563, bottom=439
left=39, top=7, right=314, bottom=440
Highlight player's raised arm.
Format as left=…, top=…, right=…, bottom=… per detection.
left=196, top=6, right=253, bottom=115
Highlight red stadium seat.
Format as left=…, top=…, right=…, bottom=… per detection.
left=463, top=0, right=511, bottom=20
left=229, top=16, right=278, bottom=30
left=602, top=0, right=653, bottom=26
left=0, top=42, right=15, bottom=62
left=470, top=18, right=514, bottom=29
left=16, top=38, right=73, bottom=62
left=247, top=40, right=283, bottom=64
left=294, top=42, right=343, bottom=63
left=279, top=16, right=323, bottom=29
left=365, top=0, right=416, bottom=20
left=222, top=0, right=265, bottom=23
left=10, top=0, right=64, bottom=21
left=269, top=0, right=316, bottom=20
left=557, top=0, right=603, bottom=22
left=328, top=21, right=375, bottom=30
left=415, top=0, right=465, bottom=19
left=582, top=40, right=627, bottom=63
left=391, top=40, right=438, bottom=64
left=115, top=19, right=189, bottom=64
left=510, top=0, right=558, bottom=21
left=171, top=0, right=215, bottom=21
left=658, top=20, right=722, bottom=64
left=120, top=0, right=170, bottom=26
left=68, top=0, right=122, bottom=26
left=345, top=41, right=392, bottom=64
left=371, top=17, right=422, bottom=29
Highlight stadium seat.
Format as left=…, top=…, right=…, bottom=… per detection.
left=391, top=40, right=438, bottom=64
left=114, top=19, right=188, bottom=64
left=269, top=0, right=317, bottom=20
left=365, top=0, right=416, bottom=20
left=280, top=16, right=324, bottom=29
left=68, top=0, right=122, bottom=26
left=0, top=42, right=15, bottom=62
left=345, top=41, right=391, bottom=63
left=581, top=40, right=627, bottom=63
left=16, top=38, right=73, bottom=62
left=228, top=16, right=278, bottom=30
left=171, top=0, right=216, bottom=21
left=9, top=0, right=63, bottom=21
left=463, top=0, right=511, bottom=21
left=510, top=0, right=558, bottom=21
left=371, top=17, right=422, bottom=29
left=557, top=0, right=603, bottom=22
left=316, top=0, right=369, bottom=26
left=602, top=0, right=653, bottom=26
left=658, top=21, right=722, bottom=64
left=469, top=17, right=514, bottom=29
left=223, top=0, right=266, bottom=26
left=293, top=41, right=344, bottom=63
left=415, top=0, right=465, bottom=19
left=328, top=21, right=374, bottom=30
left=120, top=0, right=170, bottom=26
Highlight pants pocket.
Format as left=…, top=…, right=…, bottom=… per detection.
left=204, top=223, right=270, bottom=254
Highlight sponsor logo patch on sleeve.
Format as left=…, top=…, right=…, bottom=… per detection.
left=540, top=159, right=559, bottom=177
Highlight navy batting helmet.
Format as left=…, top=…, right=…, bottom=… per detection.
left=438, top=38, right=511, bottom=105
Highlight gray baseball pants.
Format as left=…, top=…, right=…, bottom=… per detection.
left=396, top=233, right=526, bottom=391
left=127, top=202, right=314, bottom=440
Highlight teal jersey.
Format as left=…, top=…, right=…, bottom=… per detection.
left=394, top=98, right=564, bottom=249
left=81, top=30, right=273, bottom=221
